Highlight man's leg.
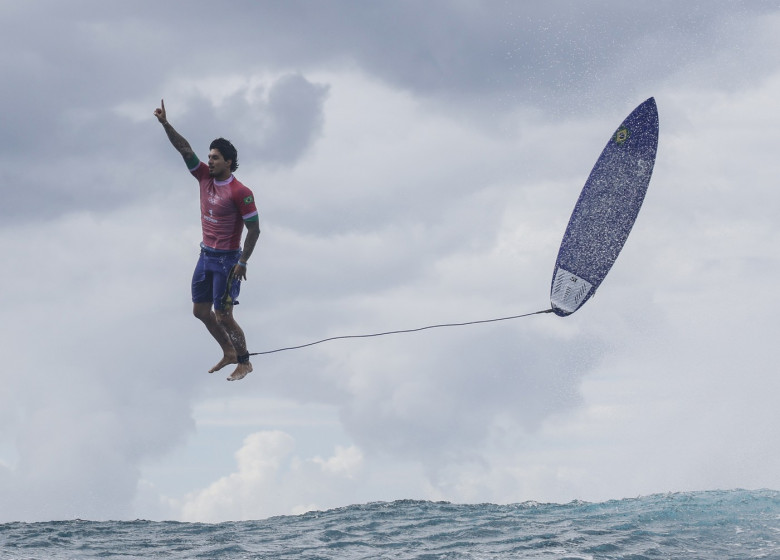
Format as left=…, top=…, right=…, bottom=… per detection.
left=215, top=308, right=253, bottom=381
left=193, top=302, right=238, bottom=372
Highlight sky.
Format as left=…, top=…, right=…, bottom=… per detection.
left=1, top=0, right=779, bottom=523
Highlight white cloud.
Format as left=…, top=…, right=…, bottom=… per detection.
left=312, top=445, right=364, bottom=478
left=178, top=432, right=364, bottom=522
left=179, top=431, right=295, bottom=522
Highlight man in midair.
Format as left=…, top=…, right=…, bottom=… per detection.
left=154, top=100, right=260, bottom=381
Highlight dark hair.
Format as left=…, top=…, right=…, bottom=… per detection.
left=210, top=138, right=239, bottom=172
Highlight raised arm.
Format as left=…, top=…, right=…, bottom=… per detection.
left=154, top=99, right=196, bottom=164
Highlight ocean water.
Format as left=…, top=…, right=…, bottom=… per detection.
left=1, top=489, right=777, bottom=559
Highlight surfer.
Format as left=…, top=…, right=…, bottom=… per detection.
left=154, top=99, right=260, bottom=381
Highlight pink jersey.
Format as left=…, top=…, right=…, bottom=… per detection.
left=190, top=161, right=258, bottom=250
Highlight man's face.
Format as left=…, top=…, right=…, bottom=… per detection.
left=208, top=149, right=232, bottom=180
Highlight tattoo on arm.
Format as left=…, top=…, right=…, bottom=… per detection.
left=162, top=122, right=195, bottom=160
left=241, top=220, right=261, bottom=262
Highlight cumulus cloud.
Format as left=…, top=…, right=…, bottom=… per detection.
left=0, top=204, right=201, bottom=522
left=312, top=444, right=363, bottom=477
left=178, top=431, right=364, bottom=521
left=166, top=73, right=329, bottom=167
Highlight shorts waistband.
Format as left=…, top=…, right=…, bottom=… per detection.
left=200, top=242, right=241, bottom=256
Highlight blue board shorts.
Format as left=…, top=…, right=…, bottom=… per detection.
left=191, top=246, right=241, bottom=311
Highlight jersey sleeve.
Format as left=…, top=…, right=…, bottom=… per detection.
left=233, top=186, right=259, bottom=221
left=189, top=159, right=209, bottom=179
left=185, top=153, right=200, bottom=171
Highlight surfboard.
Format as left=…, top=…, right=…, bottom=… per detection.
left=550, top=97, right=659, bottom=317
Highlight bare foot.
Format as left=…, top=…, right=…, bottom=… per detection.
left=227, top=361, right=253, bottom=381
left=209, top=353, right=237, bottom=373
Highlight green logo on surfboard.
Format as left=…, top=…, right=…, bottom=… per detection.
left=614, top=126, right=630, bottom=145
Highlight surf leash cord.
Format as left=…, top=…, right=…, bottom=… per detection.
left=249, top=308, right=554, bottom=356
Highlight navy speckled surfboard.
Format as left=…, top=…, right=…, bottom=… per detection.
left=551, top=98, right=659, bottom=317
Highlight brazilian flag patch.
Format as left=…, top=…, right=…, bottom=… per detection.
left=243, top=195, right=254, bottom=205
